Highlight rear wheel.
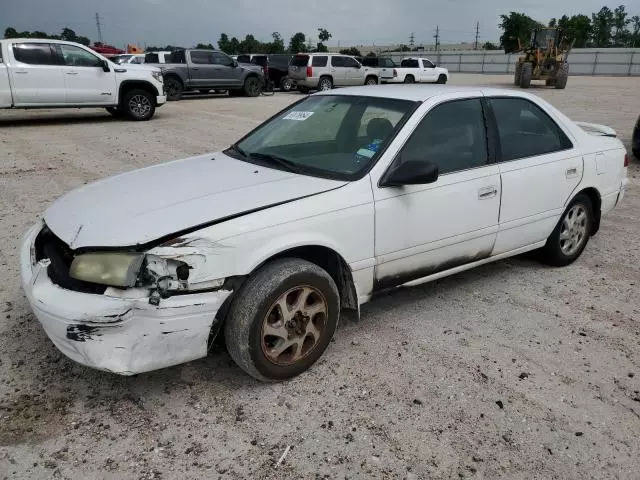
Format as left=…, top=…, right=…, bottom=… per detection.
left=243, top=76, right=261, bottom=97
left=318, top=76, right=333, bottom=91
left=436, top=74, right=447, bottom=84
left=514, top=62, right=522, bottom=85
left=365, top=76, right=378, bottom=86
left=555, top=63, right=569, bottom=89
left=404, top=75, right=415, bottom=84
left=520, top=62, right=532, bottom=89
left=123, top=89, right=155, bottom=121
left=540, top=194, right=593, bottom=266
left=224, top=258, right=340, bottom=381
left=164, top=77, right=183, bottom=101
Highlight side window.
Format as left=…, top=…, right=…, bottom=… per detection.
left=170, top=50, right=186, bottom=63
left=130, top=56, right=144, bottom=64
left=191, top=51, right=214, bottom=64
left=400, top=59, right=419, bottom=68
left=145, top=53, right=159, bottom=63
left=488, top=97, right=573, bottom=161
left=397, top=98, right=488, bottom=175
left=312, top=56, right=328, bottom=67
left=343, top=57, right=360, bottom=68
left=358, top=105, right=406, bottom=137
left=421, top=59, right=435, bottom=68
left=59, top=44, right=102, bottom=67
left=212, top=52, right=233, bottom=66
left=331, top=56, right=345, bottom=67
left=382, top=58, right=395, bottom=68
left=12, top=43, right=56, bottom=65
left=236, top=55, right=250, bottom=63
left=162, top=53, right=171, bottom=63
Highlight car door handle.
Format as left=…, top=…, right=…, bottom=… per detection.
left=66, top=72, right=78, bottom=75
left=478, top=186, right=498, bottom=199
left=191, top=67, right=199, bottom=70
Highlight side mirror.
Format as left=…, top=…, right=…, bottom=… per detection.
left=381, top=160, right=439, bottom=187
left=100, top=59, right=110, bottom=72
left=232, top=60, right=238, bottom=68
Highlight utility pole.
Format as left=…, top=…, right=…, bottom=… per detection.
left=434, top=25, right=440, bottom=52
left=409, top=32, right=415, bottom=50
left=474, top=21, right=480, bottom=50
left=95, top=12, right=103, bottom=44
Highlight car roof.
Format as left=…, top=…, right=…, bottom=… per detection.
left=314, top=85, right=530, bottom=102
left=4, top=38, right=92, bottom=46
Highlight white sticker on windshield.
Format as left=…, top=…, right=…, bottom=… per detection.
left=355, top=148, right=375, bottom=158
left=283, top=111, right=314, bottom=121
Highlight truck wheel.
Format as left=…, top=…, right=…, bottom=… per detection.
left=165, top=77, right=183, bottom=101
left=514, top=63, right=522, bottom=85
left=123, top=89, right=156, bottom=121
left=243, top=76, right=261, bottom=97
left=404, top=75, right=415, bottom=84
left=280, top=76, right=294, bottom=91
left=520, top=63, right=533, bottom=89
left=436, top=74, right=447, bottom=84
left=105, top=106, right=125, bottom=118
left=539, top=194, right=593, bottom=267
left=318, top=76, right=333, bottom=91
left=365, top=76, right=378, bottom=86
left=224, top=258, right=340, bottom=381
left=555, top=63, right=569, bottom=89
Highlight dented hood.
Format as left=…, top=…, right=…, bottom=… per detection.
left=44, top=152, right=345, bottom=249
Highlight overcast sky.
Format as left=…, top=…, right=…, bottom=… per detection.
left=2, top=0, right=627, bottom=48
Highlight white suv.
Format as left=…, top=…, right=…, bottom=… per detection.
left=288, top=53, right=379, bottom=93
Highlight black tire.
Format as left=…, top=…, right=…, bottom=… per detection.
left=224, top=258, right=340, bottom=381
left=297, top=86, right=310, bottom=94
left=105, top=106, right=125, bottom=118
left=365, top=76, right=378, bottom=86
left=520, top=62, right=532, bottom=89
left=243, top=76, right=261, bottom=97
left=318, top=76, right=333, bottom=91
left=545, top=79, right=555, bottom=87
left=555, top=63, right=569, bottom=89
left=164, top=76, right=183, bottom=101
left=540, top=194, right=593, bottom=267
left=280, top=76, right=294, bottom=92
left=404, top=75, right=415, bottom=84
left=514, top=63, right=522, bottom=85
left=436, top=74, right=447, bottom=84
left=123, top=89, right=156, bottom=121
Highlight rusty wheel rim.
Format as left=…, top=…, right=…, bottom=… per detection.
left=261, top=286, right=328, bottom=366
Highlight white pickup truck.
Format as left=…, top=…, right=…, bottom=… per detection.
left=0, top=39, right=166, bottom=120
left=385, top=57, right=450, bottom=84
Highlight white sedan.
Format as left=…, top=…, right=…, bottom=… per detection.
left=21, top=85, right=629, bottom=381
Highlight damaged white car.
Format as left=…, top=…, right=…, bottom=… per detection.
left=21, top=85, right=628, bottom=381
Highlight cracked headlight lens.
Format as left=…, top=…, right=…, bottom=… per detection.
left=70, top=253, right=145, bottom=287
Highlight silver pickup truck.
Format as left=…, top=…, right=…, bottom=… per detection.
left=160, top=49, right=265, bottom=100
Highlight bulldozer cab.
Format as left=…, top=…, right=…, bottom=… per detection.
left=530, top=28, right=560, bottom=49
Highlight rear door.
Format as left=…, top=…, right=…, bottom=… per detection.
left=288, top=54, right=309, bottom=82
left=487, top=96, right=582, bottom=254
left=188, top=51, right=218, bottom=87
left=419, top=58, right=438, bottom=82
left=8, top=42, right=65, bottom=105
left=57, top=43, right=115, bottom=104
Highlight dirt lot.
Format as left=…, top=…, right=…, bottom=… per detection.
left=0, top=74, right=639, bottom=480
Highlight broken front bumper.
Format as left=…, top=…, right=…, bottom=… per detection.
left=20, top=223, right=231, bottom=375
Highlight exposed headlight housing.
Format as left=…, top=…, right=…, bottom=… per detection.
left=70, top=253, right=144, bottom=288
left=152, top=71, right=163, bottom=83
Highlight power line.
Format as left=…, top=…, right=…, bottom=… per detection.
left=95, top=12, right=103, bottom=43
left=474, top=21, right=480, bottom=49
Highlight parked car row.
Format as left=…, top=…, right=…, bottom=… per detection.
left=0, top=38, right=166, bottom=120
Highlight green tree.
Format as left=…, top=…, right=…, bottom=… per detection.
left=218, top=33, right=231, bottom=52
left=316, top=27, right=332, bottom=52
left=340, top=47, right=361, bottom=56
left=482, top=41, right=501, bottom=50
left=561, top=14, right=591, bottom=48
left=76, top=36, right=91, bottom=46
left=366, top=51, right=377, bottom=57
left=60, top=27, right=77, bottom=42
left=631, top=15, right=640, bottom=46
left=591, top=6, right=614, bottom=47
left=239, top=34, right=260, bottom=54
left=268, top=32, right=285, bottom=53
left=196, top=43, right=214, bottom=49
left=4, top=27, right=19, bottom=38
left=288, top=32, right=307, bottom=53
left=613, top=5, right=631, bottom=46
left=499, top=12, right=543, bottom=53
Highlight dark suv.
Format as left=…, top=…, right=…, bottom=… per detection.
left=237, top=54, right=295, bottom=91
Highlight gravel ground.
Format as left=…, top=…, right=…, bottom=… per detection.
left=0, top=74, right=639, bottom=480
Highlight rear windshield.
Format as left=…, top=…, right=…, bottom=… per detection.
left=291, top=55, right=309, bottom=67
left=312, top=56, right=328, bottom=67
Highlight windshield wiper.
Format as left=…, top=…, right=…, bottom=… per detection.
left=248, top=152, right=300, bottom=174
left=228, top=143, right=248, bottom=158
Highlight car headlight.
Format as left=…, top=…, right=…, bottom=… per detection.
left=152, top=71, right=163, bottom=83
left=70, top=253, right=145, bottom=287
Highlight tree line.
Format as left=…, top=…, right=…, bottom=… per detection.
left=4, top=27, right=91, bottom=46
left=499, top=5, right=640, bottom=52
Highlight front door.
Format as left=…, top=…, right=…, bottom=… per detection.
left=57, top=44, right=115, bottom=104
left=486, top=96, right=583, bottom=254
left=211, top=52, right=244, bottom=88
left=372, top=95, right=500, bottom=289
left=329, top=56, right=349, bottom=86
left=188, top=51, right=219, bottom=88
left=8, top=42, right=65, bottom=105
left=419, top=59, right=438, bottom=82
left=342, top=56, right=365, bottom=85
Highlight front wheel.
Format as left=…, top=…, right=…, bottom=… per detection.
left=540, top=194, right=593, bottom=266
left=404, top=75, right=415, bottom=84
left=164, top=77, right=183, bottom=101
left=224, top=258, right=340, bottom=381
left=365, top=76, right=378, bottom=86
left=520, top=62, right=532, bottom=89
left=436, top=74, right=447, bottom=84
left=123, top=89, right=156, bottom=121
left=318, top=76, right=333, bottom=91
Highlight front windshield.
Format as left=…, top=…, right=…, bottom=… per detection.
left=231, top=95, right=417, bottom=180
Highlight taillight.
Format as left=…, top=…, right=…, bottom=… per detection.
left=306, top=66, right=312, bottom=77
left=263, top=65, right=269, bottom=76
left=624, top=153, right=629, bottom=167
left=393, top=68, right=397, bottom=77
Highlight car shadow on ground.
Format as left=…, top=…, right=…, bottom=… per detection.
left=0, top=113, right=122, bottom=127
